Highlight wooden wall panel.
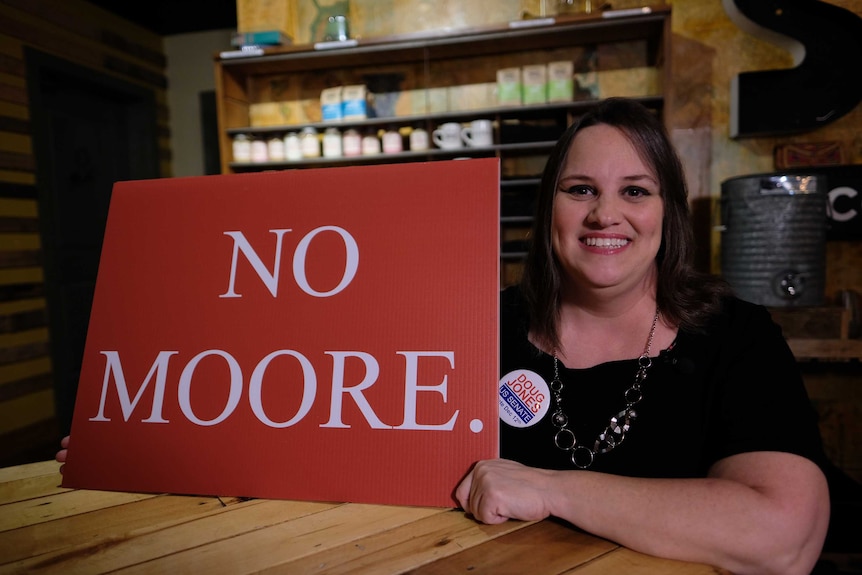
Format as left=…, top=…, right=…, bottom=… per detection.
left=0, top=0, right=169, bottom=467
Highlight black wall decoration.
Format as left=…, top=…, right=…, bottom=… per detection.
left=724, top=0, right=862, bottom=138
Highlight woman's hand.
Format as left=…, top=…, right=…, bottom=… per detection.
left=56, top=436, right=70, bottom=473
left=455, top=458, right=556, bottom=524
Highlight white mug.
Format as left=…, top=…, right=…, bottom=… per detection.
left=461, top=119, right=493, bottom=147
left=432, top=122, right=463, bottom=149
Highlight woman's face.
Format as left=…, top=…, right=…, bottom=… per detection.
left=551, top=124, right=664, bottom=298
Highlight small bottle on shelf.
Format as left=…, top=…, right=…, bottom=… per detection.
left=267, top=134, right=286, bottom=162
left=361, top=130, right=381, bottom=155
left=409, top=125, right=429, bottom=152
left=322, top=127, right=343, bottom=158
left=284, top=132, right=302, bottom=161
left=382, top=126, right=403, bottom=154
left=300, top=127, right=321, bottom=158
left=250, top=136, right=268, bottom=163
left=342, top=128, right=362, bottom=157
left=232, top=134, right=251, bottom=162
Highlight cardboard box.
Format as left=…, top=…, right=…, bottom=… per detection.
left=236, top=0, right=298, bottom=36
left=427, top=88, right=449, bottom=114
left=392, top=90, right=421, bottom=116
left=321, top=86, right=343, bottom=122
left=496, top=68, right=522, bottom=106
left=341, top=85, right=368, bottom=120
left=448, top=83, right=496, bottom=111
left=547, top=61, right=574, bottom=102
left=250, top=100, right=321, bottom=126
left=521, top=65, right=547, bottom=105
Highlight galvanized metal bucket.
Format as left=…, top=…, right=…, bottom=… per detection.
left=720, top=173, right=827, bottom=307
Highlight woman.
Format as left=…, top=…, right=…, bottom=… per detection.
left=456, top=98, right=829, bottom=574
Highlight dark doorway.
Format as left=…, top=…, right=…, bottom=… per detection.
left=25, top=49, right=160, bottom=434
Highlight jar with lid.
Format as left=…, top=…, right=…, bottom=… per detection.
left=284, top=132, right=302, bottom=161
left=300, top=127, right=320, bottom=158
left=322, top=127, right=342, bottom=158
left=361, top=131, right=381, bottom=155
left=382, top=126, right=403, bottom=154
left=342, top=129, right=362, bottom=157
left=251, top=136, right=268, bottom=163
left=267, top=134, right=286, bottom=162
left=409, top=126, right=429, bottom=152
left=232, top=134, right=251, bottom=162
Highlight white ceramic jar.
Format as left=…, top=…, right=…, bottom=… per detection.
left=250, top=137, right=268, bottom=163
left=284, top=132, right=302, bottom=160
left=322, top=127, right=342, bottom=158
left=267, top=135, right=286, bottom=161
left=300, top=127, right=320, bottom=158
left=382, top=128, right=403, bottom=154
left=409, top=127, right=429, bottom=152
left=362, top=132, right=381, bottom=155
left=232, top=134, right=251, bottom=162
left=342, top=129, right=362, bottom=157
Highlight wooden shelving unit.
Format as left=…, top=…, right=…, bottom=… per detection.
left=213, top=7, right=671, bottom=284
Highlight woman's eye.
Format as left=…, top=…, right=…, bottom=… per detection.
left=624, top=186, right=650, bottom=198
left=565, top=185, right=594, bottom=197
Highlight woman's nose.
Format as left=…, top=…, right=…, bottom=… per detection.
left=587, top=195, right=620, bottom=227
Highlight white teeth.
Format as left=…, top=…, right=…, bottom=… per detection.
left=584, top=237, right=629, bottom=248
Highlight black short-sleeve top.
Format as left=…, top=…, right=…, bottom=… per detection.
left=499, top=285, right=826, bottom=477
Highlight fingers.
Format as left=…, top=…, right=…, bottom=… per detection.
left=56, top=436, right=70, bottom=471
left=454, top=467, right=474, bottom=512
left=455, top=460, right=510, bottom=525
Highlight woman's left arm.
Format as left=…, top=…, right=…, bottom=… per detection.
left=456, top=451, right=829, bottom=575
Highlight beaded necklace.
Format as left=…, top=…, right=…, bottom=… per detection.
left=550, top=310, right=659, bottom=468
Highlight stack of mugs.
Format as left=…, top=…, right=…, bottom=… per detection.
left=432, top=119, right=494, bottom=150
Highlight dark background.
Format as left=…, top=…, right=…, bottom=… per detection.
left=86, top=0, right=238, bottom=35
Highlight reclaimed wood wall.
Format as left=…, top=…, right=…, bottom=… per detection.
left=0, top=0, right=169, bottom=465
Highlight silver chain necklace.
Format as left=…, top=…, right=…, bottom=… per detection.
left=550, top=309, right=659, bottom=469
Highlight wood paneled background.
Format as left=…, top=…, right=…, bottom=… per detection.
left=0, top=0, right=170, bottom=465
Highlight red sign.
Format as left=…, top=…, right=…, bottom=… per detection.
left=62, top=159, right=500, bottom=508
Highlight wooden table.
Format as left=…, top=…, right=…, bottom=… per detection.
left=0, top=461, right=726, bottom=574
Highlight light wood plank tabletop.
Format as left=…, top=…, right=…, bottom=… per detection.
left=0, top=461, right=728, bottom=574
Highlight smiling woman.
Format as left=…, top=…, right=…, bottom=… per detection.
left=457, top=98, right=831, bottom=575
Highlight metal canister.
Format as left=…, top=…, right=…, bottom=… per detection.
left=324, top=15, right=350, bottom=42
left=720, top=173, right=827, bottom=307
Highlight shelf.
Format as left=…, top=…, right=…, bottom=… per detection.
left=229, top=140, right=562, bottom=171
left=224, top=97, right=664, bottom=137
left=216, top=8, right=670, bottom=76
left=230, top=146, right=499, bottom=171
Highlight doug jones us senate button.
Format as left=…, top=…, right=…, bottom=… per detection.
left=499, top=369, right=550, bottom=428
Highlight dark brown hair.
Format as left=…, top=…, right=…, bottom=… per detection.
left=521, top=98, right=730, bottom=350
